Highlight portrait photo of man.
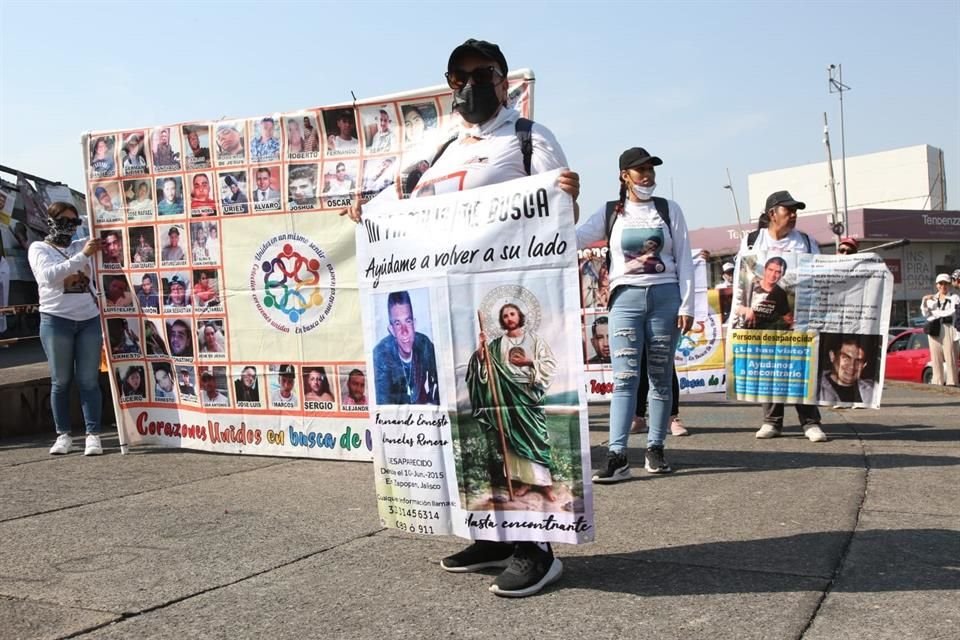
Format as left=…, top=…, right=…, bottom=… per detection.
left=92, top=184, right=122, bottom=224
left=200, top=368, right=230, bottom=407
left=323, top=161, right=357, bottom=198
left=160, top=225, right=185, bottom=264
left=251, top=116, right=280, bottom=163
left=466, top=300, right=559, bottom=502
left=124, top=179, right=154, bottom=218
left=734, top=256, right=794, bottom=330
left=341, top=367, right=368, bottom=407
left=270, top=364, right=298, bottom=407
left=233, top=366, right=260, bottom=403
left=219, top=172, right=249, bottom=214
left=372, top=290, right=439, bottom=405
left=214, top=121, right=245, bottom=164
left=188, top=172, right=217, bottom=216
left=163, top=273, right=191, bottom=311
left=130, top=226, right=155, bottom=265
left=100, top=229, right=124, bottom=268
left=89, top=135, right=117, bottom=178
left=182, top=124, right=211, bottom=168
left=136, top=272, right=160, bottom=311
left=177, top=366, right=197, bottom=397
left=252, top=167, right=281, bottom=209
left=166, top=318, right=194, bottom=358
left=151, top=127, right=181, bottom=171
left=363, top=106, right=398, bottom=153
left=156, top=177, right=184, bottom=217
left=323, top=109, right=359, bottom=155
left=587, top=315, right=610, bottom=364
left=817, top=334, right=879, bottom=405
left=288, top=164, right=318, bottom=210
left=121, top=132, right=149, bottom=176
left=152, top=362, right=176, bottom=401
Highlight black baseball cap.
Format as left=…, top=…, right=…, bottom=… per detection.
left=448, top=39, right=508, bottom=76
left=765, top=190, right=806, bottom=211
left=619, top=147, right=663, bottom=171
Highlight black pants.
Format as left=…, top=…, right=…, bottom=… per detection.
left=761, top=402, right=821, bottom=428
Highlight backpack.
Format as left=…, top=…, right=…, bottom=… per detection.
left=602, top=197, right=672, bottom=269
left=745, top=228, right=812, bottom=252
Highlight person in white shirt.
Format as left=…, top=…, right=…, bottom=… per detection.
left=200, top=370, right=230, bottom=407
left=577, top=147, right=694, bottom=483
left=28, top=202, right=105, bottom=456
left=921, top=273, right=959, bottom=386
left=344, top=38, right=580, bottom=600
left=738, top=190, right=827, bottom=442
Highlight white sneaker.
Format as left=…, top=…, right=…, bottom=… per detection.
left=49, top=433, right=73, bottom=455
left=670, top=416, right=689, bottom=437
left=755, top=423, right=781, bottom=439
left=805, top=425, right=828, bottom=443
left=84, top=435, right=103, bottom=456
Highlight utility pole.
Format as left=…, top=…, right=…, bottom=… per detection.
left=722, top=168, right=744, bottom=232
left=828, top=64, right=850, bottom=235
left=823, top=112, right=842, bottom=248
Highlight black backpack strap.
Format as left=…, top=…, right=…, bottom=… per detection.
left=431, top=135, right=457, bottom=168
left=746, top=229, right=760, bottom=249
left=800, top=231, right=812, bottom=252
left=652, top=197, right=672, bottom=238
left=515, top=117, right=534, bottom=176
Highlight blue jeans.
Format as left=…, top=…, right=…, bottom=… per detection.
left=608, top=284, right=681, bottom=452
left=39, top=313, right=103, bottom=434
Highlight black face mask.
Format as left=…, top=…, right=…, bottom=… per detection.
left=452, top=83, right=502, bottom=125
left=46, top=216, right=81, bottom=247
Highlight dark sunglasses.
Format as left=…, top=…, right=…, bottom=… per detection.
left=445, top=66, right=502, bottom=90
left=837, top=248, right=851, bottom=254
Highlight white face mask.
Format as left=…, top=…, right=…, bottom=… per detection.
left=631, top=183, right=656, bottom=200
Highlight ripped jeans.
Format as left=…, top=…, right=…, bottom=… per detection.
left=607, top=283, right=681, bottom=453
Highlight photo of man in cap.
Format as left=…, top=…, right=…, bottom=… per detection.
left=270, top=364, right=298, bottom=407
left=163, top=274, right=191, bottom=311
left=160, top=225, right=185, bottom=263
left=121, top=131, right=149, bottom=176
left=200, top=367, right=230, bottom=407
left=92, top=184, right=122, bottom=223
left=220, top=172, right=249, bottom=214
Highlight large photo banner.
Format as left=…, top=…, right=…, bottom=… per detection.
left=82, top=73, right=534, bottom=460
left=358, top=171, right=594, bottom=544
left=578, top=244, right=722, bottom=401
left=727, top=251, right=893, bottom=408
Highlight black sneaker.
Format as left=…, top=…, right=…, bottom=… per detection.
left=440, top=540, right=514, bottom=573
left=593, top=449, right=630, bottom=484
left=489, top=542, right=563, bottom=597
left=644, top=445, right=673, bottom=474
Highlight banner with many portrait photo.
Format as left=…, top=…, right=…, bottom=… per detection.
left=726, top=250, right=893, bottom=408
left=578, top=242, right=723, bottom=401
left=358, top=171, right=594, bottom=544
left=82, top=73, right=534, bottom=460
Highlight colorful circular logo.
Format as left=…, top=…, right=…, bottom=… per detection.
left=250, top=233, right=336, bottom=334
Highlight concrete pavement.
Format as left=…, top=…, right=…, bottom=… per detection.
left=1, top=382, right=957, bottom=640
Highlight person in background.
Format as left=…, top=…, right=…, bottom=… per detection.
left=837, top=237, right=859, bottom=255
left=715, top=262, right=735, bottom=289
left=921, top=273, right=958, bottom=386
left=28, top=202, right=104, bottom=456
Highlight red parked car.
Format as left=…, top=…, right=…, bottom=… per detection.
left=886, top=328, right=960, bottom=383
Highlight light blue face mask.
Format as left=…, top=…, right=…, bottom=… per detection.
left=631, top=183, right=656, bottom=200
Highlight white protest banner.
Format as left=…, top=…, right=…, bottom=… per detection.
left=81, top=74, right=534, bottom=459
left=358, top=170, right=594, bottom=544
left=727, top=251, right=893, bottom=408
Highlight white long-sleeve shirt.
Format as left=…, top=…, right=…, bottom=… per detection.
left=576, top=198, right=695, bottom=317
left=28, top=240, right=99, bottom=321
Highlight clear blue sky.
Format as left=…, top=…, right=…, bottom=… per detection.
left=1, top=0, right=957, bottom=230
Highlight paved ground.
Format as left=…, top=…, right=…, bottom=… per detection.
left=1, top=382, right=957, bottom=640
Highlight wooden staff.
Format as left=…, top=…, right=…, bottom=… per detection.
left=478, top=311, right=514, bottom=502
